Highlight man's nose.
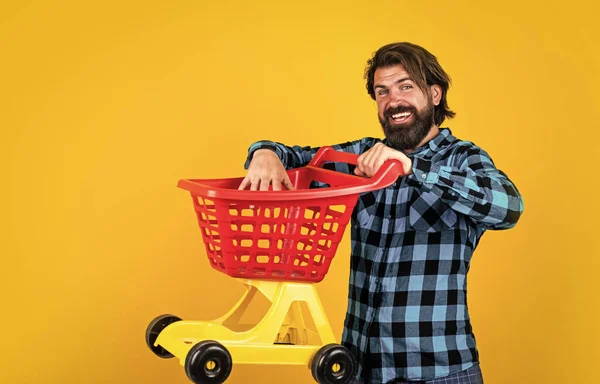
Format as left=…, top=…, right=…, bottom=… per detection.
left=389, top=89, right=406, bottom=108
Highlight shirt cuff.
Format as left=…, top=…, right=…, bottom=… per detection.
left=244, top=142, right=279, bottom=169
left=411, top=157, right=440, bottom=187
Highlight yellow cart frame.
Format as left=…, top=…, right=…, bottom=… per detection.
left=148, top=279, right=354, bottom=383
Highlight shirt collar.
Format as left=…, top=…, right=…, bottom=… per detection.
left=424, top=127, right=455, bottom=153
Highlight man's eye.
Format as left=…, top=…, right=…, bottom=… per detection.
left=402, top=85, right=413, bottom=90
left=378, top=90, right=388, bottom=96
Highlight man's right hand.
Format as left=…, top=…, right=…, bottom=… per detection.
left=238, top=149, right=295, bottom=191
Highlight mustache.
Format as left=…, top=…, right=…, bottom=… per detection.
left=384, top=105, right=417, bottom=118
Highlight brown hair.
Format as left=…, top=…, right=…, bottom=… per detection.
left=364, top=42, right=456, bottom=126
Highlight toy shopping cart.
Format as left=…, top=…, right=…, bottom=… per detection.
left=145, top=146, right=403, bottom=383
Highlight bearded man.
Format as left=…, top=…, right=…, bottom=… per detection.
left=239, top=42, right=523, bottom=384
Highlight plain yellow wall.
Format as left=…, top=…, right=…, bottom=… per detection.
left=2, top=1, right=598, bottom=383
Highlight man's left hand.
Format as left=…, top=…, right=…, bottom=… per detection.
left=354, top=142, right=413, bottom=177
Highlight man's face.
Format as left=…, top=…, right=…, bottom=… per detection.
left=373, top=65, right=438, bottom=151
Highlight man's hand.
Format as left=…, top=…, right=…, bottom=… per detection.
left=354, top=142, right=413, bottom=177
left=238, top=149, right=295, bottom=191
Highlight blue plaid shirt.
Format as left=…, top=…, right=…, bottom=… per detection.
left=244, top=128, right=523, bottom=383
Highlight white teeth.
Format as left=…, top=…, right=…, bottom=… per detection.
left=392, top=112, right=411, bottom=119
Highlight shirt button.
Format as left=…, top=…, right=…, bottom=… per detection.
left=387, top=214, right=392, bottom=219
left=422, top=173, right=427, bottom=178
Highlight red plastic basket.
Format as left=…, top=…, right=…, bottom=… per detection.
left=177, top=146, right=403, bottom=282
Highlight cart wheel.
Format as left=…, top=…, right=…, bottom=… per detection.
left=145, top=314, right=182, bottom=358
left=311, top=344, right=356, bottom=384
left=185, top=340, right=232, bottom=384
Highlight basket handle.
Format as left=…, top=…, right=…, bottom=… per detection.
left=308, top=146, right=360, bottom=168
left=307, top=146, right=405, bottom=191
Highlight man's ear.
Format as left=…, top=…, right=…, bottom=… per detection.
left=430, top=84, right=442, bottom=106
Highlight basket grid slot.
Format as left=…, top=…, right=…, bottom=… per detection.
left=324, top=205, right=346, bottom=218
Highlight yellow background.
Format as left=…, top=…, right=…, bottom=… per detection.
left=2, top=1, right=598, bottom=383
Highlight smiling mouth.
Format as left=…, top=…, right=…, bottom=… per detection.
left=390, top=111, right=411, bottom=122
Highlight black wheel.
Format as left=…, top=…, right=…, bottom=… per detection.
left=311, top=344, right=356, bottom=384
left=185, top=340, right=232, bottom=384
left=145, top=314, right=182, bottom=358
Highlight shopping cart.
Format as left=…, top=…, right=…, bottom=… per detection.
left=145, top=146, right=403, bottom=383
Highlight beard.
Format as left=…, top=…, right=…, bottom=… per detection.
left=379, top=100, right=435, bottom=151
